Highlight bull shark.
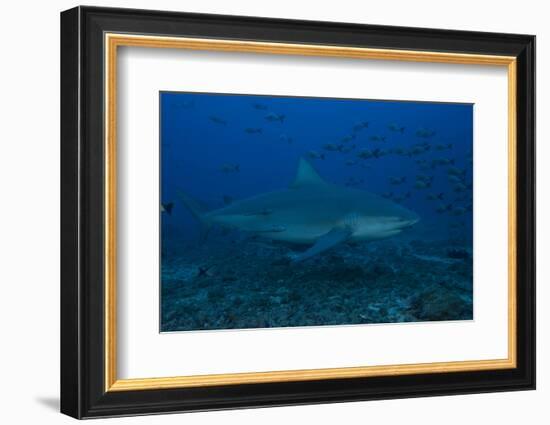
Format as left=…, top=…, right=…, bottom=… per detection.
left=178, top=158, right=419, bottom=263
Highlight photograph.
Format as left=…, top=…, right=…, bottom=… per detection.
left=57, top=5, right=536, bottom=419
left=160, top=92, right=474, bottom=332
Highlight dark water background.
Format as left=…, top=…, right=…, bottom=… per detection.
left=160, top=91, right=473, bottom=332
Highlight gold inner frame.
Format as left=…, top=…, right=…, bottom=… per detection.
left=104, top=33, right=517, bottom=392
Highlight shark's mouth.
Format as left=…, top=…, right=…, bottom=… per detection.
left=376, top=216, right=420, bottom=230
left=396, top=217, right=420, bottom=229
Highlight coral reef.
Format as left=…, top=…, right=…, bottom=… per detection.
left=160, top=236, right=473, bottom=332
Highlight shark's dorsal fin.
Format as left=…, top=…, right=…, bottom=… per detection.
left=290, top=158, right=327, bottom=188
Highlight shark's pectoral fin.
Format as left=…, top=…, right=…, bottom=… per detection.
left=290, top=227, right=353, bottom=263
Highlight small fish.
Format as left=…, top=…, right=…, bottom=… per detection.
left=388, top=123, right=405, bottom=134
left=346, top=159, right=358, bottom=166
left=279, top=134, right=293, bottom=144
left=407, top=148, right=421, bottom=156
left=323, top=143, right=341, bottom=152
left=416, top=128, right=436, bottom=138
left=426, top=193, right=444, bottom=201
left=352, top=121, right=369, bottom=132
left=264, top=112, right=285, bottom=123
left=369, top=135, right=387, bottom=142
left=357, top=149, right=373, bottom=159
left=358, top=148, right=385, bottom=158
left=447, top=166, right=466, bottom=176
left=220, top=164, right=240, bottom=173
left=391, top=147, right=406, bottom=155
left=436, top=203, right=453, bottom=213
left=338, top=144, right=356, bottom=154
left=209, top=115, right=227, bottom=125
left=341, top=134, right=356, bottom=143
left=414, top=180, right=431, bottom=189
left=448, top=175, right=463, bottom=184
left=161, top=202, right=174, bottom=215
left=389, top=176, right=406, bottom=185
left=451, top=207, right=467, bottom=216
left=407, top=144, right=431, bottom=156
left=416, top=174, right=433, bottom=183
left=245, top=128, right=262, bottom=134
left=435, top=143, right=453, bottom=151
left=431, top=158, right=455, bottom=167
left=453, top=183, right=468, bottom=192
left=372, top=148, right=387, bottom=158
left=307, top=151, right=325, bottom=160
left=252, top=103, right=268, bottom=110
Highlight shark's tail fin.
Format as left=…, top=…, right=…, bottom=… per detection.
left=176, top=189, right=212, bottom=241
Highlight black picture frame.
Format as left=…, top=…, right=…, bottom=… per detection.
left=61, top=5, right=535, bottom=419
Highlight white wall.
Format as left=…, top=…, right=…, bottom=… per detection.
left=0, top=0, right=545, bottom=423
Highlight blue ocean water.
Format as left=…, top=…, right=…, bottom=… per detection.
left=160, top=91, right=473, bottom=332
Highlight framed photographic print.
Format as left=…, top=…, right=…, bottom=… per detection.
left=60, top=6, right=535, bottom=419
